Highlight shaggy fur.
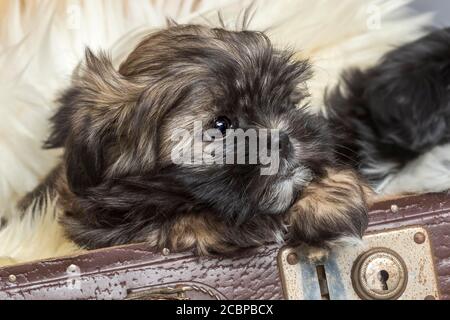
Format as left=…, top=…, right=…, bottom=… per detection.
left=34, top=25, right=370, bottom=253
left=35, top=23, right=449, bottom=256
left=0, top=0, right=437, bottom=265
left=327, top=27, right=450, bottom=188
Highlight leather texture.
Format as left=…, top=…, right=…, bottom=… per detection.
left=0, top=192, right=449, bottom=300
left=369, top=192, right=450, bottom=300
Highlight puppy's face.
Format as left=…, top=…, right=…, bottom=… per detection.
left=47, top=25, right=334, bottom=225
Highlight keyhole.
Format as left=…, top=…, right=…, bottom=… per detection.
left=378, top=270, right=390, bottom=291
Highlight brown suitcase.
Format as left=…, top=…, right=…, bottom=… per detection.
left=0, top=192, right=449, bottom=300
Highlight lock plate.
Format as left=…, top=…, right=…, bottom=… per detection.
left=278, top=227, right=440, bottom=300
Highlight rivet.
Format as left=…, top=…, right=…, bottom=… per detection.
left=425, top=295, right=436, bottom=300
left=67, top=264, right=79, bottom=273
left=390, top=205, right=399, bottom=214
left=162, top=248, right=170, bottom=256
left=287, top=252, right=299, bottom=265
left=414, top=232, right=426, bottom=245
left=8, top=274, right=17, bottom=283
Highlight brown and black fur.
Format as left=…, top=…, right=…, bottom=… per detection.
left=26, top=24, right=370, bottom=254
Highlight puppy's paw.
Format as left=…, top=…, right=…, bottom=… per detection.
left=156, top=213, right=236, bottom=256
left=302, top=245, right=330, bottom=264
left=285, top=168, right=372, bottom=248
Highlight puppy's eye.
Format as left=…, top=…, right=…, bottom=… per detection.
left=214, top=116, right=232, bottom=135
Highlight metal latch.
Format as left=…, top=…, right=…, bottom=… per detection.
left=278, top=226, right=440, bottom=300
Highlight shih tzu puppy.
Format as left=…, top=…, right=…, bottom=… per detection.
left=326, top=27, right=450, bottom=188
left=18, top=24, right=369, bottom=255
left=20, top=25, right=449, bottom=256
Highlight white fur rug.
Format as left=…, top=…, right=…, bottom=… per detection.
left=0, top=0, right=447, bottom=266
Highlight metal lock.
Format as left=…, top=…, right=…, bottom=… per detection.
left=279, top=227, right=440, bottom=300
left=351, top=248, right=407, bottom=300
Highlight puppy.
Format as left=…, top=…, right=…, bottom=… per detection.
left=326, top=27, right=450, bottom=187
left=18, top=24, right=370, bottom=255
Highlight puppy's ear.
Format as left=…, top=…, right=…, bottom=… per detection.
left=45, top=49, right=142, bottom=194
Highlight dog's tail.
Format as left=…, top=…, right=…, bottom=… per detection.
left=326, top=27, right=450, bottom=192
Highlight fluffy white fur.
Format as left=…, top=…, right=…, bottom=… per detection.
left=0, top=0, right=445, bottom=266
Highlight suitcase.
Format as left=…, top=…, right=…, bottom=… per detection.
left=0, top=192, right=449, bottom=300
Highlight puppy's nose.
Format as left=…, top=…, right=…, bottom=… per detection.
left=278, top=132, right=292, bottom=153
left=271, top=131, right=292, bottom=159
left=260, top=131, right=292, bottom=158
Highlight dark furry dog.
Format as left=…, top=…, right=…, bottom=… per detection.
left=327, top=27, right=450, bottom=186
left=22, top=25, right=449, bottom=255
left=20, top=24, right=369, bottom=254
